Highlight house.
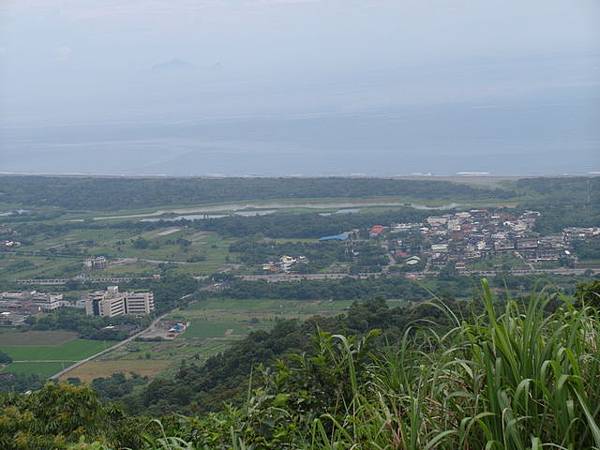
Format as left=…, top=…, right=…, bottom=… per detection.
left=279, top=255, right=297, bottom=272
left=431, top=243, right=449, bottom=253
left=369, top=225, right=385, bottom=238
left=405, top=256, right=422, bottom=266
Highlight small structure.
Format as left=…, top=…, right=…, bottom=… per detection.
left=369, top=225, right=385, bottom=238
left=319, top=232, right=350, bottom=241
left=84, top=256, right=108, bottom=271
left=280, top=255, right=297, bottom=272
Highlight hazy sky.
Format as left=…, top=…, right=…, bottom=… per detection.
left=0, top=0, right=599, bottom=175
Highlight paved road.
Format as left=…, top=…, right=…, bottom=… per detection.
left=49, top=311, right=169, bottom=380
left=238, top=267, right=600, bottom=283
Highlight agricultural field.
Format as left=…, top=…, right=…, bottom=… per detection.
left=63, top=297, right=368, bottom=383
left=0, top=331, right=113, bottom=378
left=59, top=360, right=171, bottom=382
left=0, top=225, right=235, bottom=281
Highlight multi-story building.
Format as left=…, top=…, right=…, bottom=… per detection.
left=124, top=291, right=155, bottom=315
left=85, top=286, right=154, bottom=318
left=0, top=291, right=64, bottom=312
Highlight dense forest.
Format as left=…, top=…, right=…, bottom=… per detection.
left=1, top=279, right=600, bottom=449
left=210, top=273, right=582, bottom=302
left=0, top=175, right=515, bottom=210
left=195, top=207, right=435, bottom=238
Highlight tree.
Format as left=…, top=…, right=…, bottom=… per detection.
left=0, top=351, right=12, bottom=364
left=576, top=280, right=600, bottom=307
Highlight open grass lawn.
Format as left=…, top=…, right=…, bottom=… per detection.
left=0, top=330, right=78, bottom=346
left=59, top=359, right=171, bottom=382
left=5, top=362, right=68, bottom=378
left=1, top=339, right=113, bottom=362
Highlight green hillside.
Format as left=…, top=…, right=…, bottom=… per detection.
left=1, top=279, right=599, bottom=449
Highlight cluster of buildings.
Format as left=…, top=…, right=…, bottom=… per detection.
left=0, top=286, right=155, bottom=325
left=372, top=210, right=598, bottom=271
left=563, top=227, right=600, bottom=243
left=262, top=255, right=308, bottom=273
left=85, top=286, right=155, bottom=318
left=0, top=291, right=83, bottom=325
left=0, top=291, right=74, bottom=312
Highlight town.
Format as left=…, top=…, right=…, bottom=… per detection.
left=257, top=209, right=599, bottom=276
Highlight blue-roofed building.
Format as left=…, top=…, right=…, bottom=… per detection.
left=319, top=232, right=350, bottom=241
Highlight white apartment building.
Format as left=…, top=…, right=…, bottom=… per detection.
left=85, top=286, right=154, bottom=318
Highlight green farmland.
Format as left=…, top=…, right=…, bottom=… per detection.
left=0, top=336, right=114, bottom=378
left=66, top=297, right=359, bottom=382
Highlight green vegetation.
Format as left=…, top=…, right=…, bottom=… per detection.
left=0, top=176, right=598, bottom=448
left=26, top=309, right=150, bottom=341
left=0, top=176, right=514, bottom=211
left=230, top=238, right=388, bottom=272
left=516, top=177, right=600, bottom=233
left=1, top=339, right=113, bottom=362
left=0, top=331, right=78, bottom=346
left=2, top=280, right=600, bottom=449
left=0, top=339, right=114, bottom=379
left=213, top=273, right=585, bottom=301
left=5, top=362, right=69, bottom=378
left=0, top=350, right=12, bottom=364
left=573, top=238, right=600, bottom=261
left=195, top=208, right=434, bottom=239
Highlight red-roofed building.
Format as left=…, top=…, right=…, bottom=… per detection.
left=369, top=225, right=385, bottom=238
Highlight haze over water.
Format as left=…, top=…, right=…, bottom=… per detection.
left=1, top=0, right=599, bottom=176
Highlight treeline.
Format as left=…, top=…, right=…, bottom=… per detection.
left=0, top=176, right=515, bottom=210
left=211, top=274, right=574, bottom=302
left=196, top=208, right=434, bottom=238
left=25, top=308, right=150, bottom=341
left=573, top=239, right=600, bottom=260
left=516, top=177, right=600, bottom=233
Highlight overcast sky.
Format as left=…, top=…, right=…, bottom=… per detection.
left=0, top=0, right=599, bottom=176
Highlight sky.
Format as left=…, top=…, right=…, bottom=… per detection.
left=0, top=0, right=599, bottom=176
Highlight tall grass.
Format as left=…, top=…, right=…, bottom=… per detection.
left=126, top=279, right=600, bottom=449
left=306, top=279, right=600, bottom=450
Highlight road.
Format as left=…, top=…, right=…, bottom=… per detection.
left=49, top=311, right=169, bottom=381
left=238, top=267, right=600, bottom=283
left=19, top=266, right=598, bottom=287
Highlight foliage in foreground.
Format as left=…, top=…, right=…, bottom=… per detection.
left=2, top=280, right=600, bottom=449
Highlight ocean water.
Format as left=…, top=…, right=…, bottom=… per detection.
left=1, top=99, right=598, bottom=177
